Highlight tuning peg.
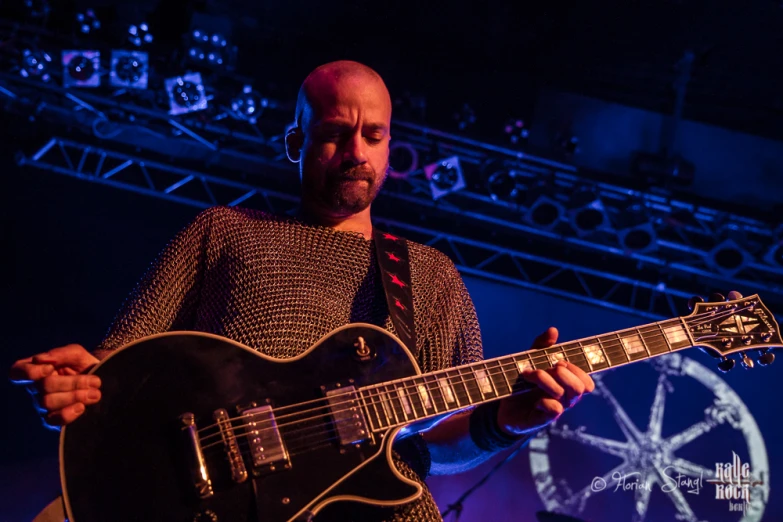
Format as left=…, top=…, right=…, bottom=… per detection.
left=726, top=291, right=743, bottom=301
left=717, top=358, right=736, bottom=373
left=709, top=292, right=726, bottom=302
left=740, top=351, right=754, bottom=369
left=688, top=295, right=704, bottom=311
left=759, top=349, right=775, bottom=366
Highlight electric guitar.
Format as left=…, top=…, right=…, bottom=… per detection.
left=58, top=294, right=780, bottom=522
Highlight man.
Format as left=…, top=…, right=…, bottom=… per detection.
left=11, top=61, right=594, bottom=521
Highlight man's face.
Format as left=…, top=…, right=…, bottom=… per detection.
left=298, top=75, right=391, bottom=218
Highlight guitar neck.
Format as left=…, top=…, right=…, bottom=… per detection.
left=357, top=316, right=695, bottom=432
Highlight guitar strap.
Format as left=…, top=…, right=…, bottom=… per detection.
left=373, top=228, right=417, bottom=357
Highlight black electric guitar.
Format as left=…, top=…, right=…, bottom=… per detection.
left=59, top=294, right=780, bottom=522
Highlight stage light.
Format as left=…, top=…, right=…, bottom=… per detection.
left=707, top=238, right=749, bottom=277
left=504, top=119, right=529, bottom=146
left=62, top=51, right=100, bottom=88
left=110, top=51, right=148, bottom=89
left=23, top=0, right=50, bottom=19
left=165, top=73, right=208, bottom=115
left=76, top=10, right=100, bottom=35
left=764, top=243, right=783, bottom=268
left=567, top=188, right=609, bottom=236
left=388, top=141, right=419, bottom=179
left=453, top=103, right=476, bottom=131
left=230, top=85, right=267, bottom=124
left=525, top=195, right=564, bottom=230
left=481, top=162, right=527, bottom=205
left=615, top=201, right=657, bottom=253
left=19, top=49, right=52, bottom=82
left=424, top=156, right=465, bottom=200
left=186, top=15, right=236, bottom=70
left=128, top=23, right=153, bottom=47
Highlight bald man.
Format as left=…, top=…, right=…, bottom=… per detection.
left=12, top=61, right=593, bottom=521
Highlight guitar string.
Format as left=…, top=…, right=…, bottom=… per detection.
left=196, top=322, right=752, bottom=442
left=195, top=305, right=755, bottom=445
left=195, top=307, right=757, bottom=447
left=197, top=303, right=742, bottom=438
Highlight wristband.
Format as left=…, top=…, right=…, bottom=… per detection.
left=469, top=400, right=529, bottom=452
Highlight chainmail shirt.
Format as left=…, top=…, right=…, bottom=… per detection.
left=95, top=206, right=484, bottom=522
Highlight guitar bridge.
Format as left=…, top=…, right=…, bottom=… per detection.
left=325, top=386, right=372, bottom=446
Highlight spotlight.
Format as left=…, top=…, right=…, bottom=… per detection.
left=567, top=188, right=609, bottom=236
left=707, top=238, right=749, bottom=277
left=764, top=242, right=783, bottom=268
left=128, top=23, right=154, bottom=47
left=110, top=50, right=148, bottom=89
left=615, top=201, right=657, bottom=253
left=481, top=161, right=527, bottom=205
left=504, top=119, right=529, bottom=146
left=525, top=196, right=564, bottom=230
left=62, top=51, right=100, bottom=88
left=75, top=9, right=100, bottom=34
left=186, top=15, right=236, bottom=70
left=453, top=103, right=476, bottom=131
left=23, top=0, right=50, bottom=19
left=165, top=73, right=208, bottom=115
left=19, top=49, right=52, bottom=82
left=424, top=156, right=465, bottom=200
left=230, top=85, right=267, bottom=124
left=388, top=141, right=419, bottom=179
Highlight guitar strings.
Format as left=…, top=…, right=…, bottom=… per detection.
left=195, top=305, right=755, bottom=446
left=197, top=305, right=734, bottom=437
left=195, top=305, right=751, bottom=445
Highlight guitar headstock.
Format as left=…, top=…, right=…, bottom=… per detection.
left=685, top=292, right=781, bottom=371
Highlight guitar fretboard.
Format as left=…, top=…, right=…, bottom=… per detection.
left=357, top=317, right=694, bottom=432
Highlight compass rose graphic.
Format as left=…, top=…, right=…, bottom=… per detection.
left=528, top=353, right=769, bottom=522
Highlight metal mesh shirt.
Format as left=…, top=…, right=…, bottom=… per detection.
left=95, top=205, right=484, bottom=522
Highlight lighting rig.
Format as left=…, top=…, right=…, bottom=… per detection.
left=1, top=4, right=781, bottom=322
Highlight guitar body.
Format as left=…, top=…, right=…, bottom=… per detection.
left=60, top=324, right=424, bottom=522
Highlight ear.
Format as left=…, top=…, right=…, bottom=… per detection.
left=285, top=127, right=303, bottom=163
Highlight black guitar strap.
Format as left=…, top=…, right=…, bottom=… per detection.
left=373, top=228, right=417, bottom=356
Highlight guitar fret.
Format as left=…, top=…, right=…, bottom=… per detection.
left=373, top=387, right=392, bottom=427
left=459, top=367, right=483, bottom=404
left=581, top=340, right=609, bottom=371
left=600, top=335, right=623, bottom=366
left=406, top=381, right=426, bottom=419
left=446, top=370, right=471, bottom=406
left=396, top=385, right=413, bottom=420
left=383, top=385, right=403, bottom=424
left=472, top=365, right=495, bottom=398
left=563, top=343, right=591, bottom=373
left=656, top=322, right=674, bottom=354
left=663, top=321, right=691, bottom=350
left=546, top=346, right=567, bottom=367
left=486, top=359, right=512, bottom=397
left=424, top=375, right=444, bottom=413
left=438, top=375, right=457, bottom=406
left=620, top=332, right=647, bottom=362
left=637, top=327, right=652, bottom=358
left=361, top=389, right=382, bottom=431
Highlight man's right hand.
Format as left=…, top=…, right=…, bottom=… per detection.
left=9, top=344, right=101, bottom=427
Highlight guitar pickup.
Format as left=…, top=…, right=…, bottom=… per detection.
left=325, top=386, right=371, bottom=446
left=242, top=405, right=290, bottom=471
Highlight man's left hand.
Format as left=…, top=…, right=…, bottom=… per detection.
left=497, top=327, right=594, bottom=437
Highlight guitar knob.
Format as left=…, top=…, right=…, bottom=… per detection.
left=193, top=510, right=218, bottom=522
left=759, top=350, right=776, bottom=366
left=761, top=332, right=773, bottom=342
left=726, top=291, right=743, bottom=300
left=709, top=292, right=726, bottom=302
left=688, top=295, right=704, bottom=311
left=742, top=335, right=752, bottom=346
left=740, top=351, right=754, bottom=369
left=717, top=358, right=736, bottom=373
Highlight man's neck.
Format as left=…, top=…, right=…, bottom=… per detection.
left=298, top=205, right=373, bottom=240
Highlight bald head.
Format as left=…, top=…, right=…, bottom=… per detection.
left=295, top=61, right=391, bottom=129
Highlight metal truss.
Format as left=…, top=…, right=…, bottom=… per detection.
left=19, top=137, right=783, bottom=322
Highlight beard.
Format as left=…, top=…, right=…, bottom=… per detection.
left=319, top=163, right=387, bottom=215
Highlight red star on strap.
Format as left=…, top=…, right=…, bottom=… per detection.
left=386, top=252, right=401, bottom=262
left=394, top=299, right=407, bottom=311
left=389, top=274, right=406, bottom=288
left=383, top=233, right=399, bottom=241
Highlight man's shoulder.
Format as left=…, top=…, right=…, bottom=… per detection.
left=193, top=206, right=294, bottom=231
